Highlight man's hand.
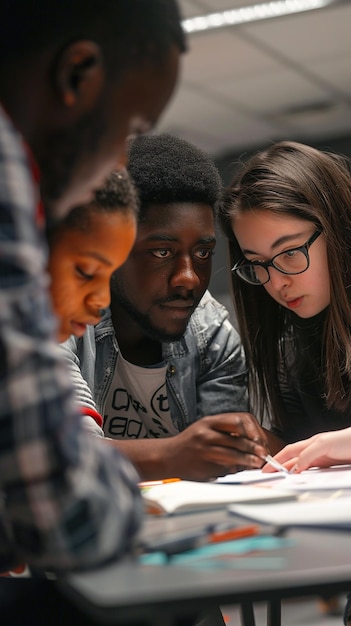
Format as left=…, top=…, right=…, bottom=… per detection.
left=165, top=413, right=269, bottom=480
left=112, top=413, right=270, bottom=481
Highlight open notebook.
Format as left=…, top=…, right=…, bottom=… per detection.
left=141, top=479, right=297, bottom=515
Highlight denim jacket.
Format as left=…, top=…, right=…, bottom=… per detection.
left=61, top=291, right=248, bottom=434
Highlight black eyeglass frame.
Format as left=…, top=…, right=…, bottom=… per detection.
left=231, top=229, right=322, bottom=286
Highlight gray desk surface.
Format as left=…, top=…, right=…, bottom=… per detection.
left=59, top=510, right=351, bottom=625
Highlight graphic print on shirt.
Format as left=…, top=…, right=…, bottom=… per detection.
left=103, top=354, right=179, bottom=439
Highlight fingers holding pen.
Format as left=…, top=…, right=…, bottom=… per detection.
left=211, top=412, right=270, bottom=468
left=264, top=428, right=351, bottom=473
left=165, top=413, right=270, bottom=480
left=226, top=434, right=268, bottom=469
left=213, top=412, right=268, bottom=444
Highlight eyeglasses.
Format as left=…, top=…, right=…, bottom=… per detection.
left=231, top=230, right=322, bottom=286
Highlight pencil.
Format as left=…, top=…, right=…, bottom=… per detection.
left=139, top=478, right=181, bottom=488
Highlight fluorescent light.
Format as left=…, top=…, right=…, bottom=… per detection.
left=182, top=0, right=334, bottom=33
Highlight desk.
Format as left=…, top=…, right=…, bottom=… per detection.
left=59, top=510, right=351, bottom=626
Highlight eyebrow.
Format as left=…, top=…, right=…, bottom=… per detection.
left=80, top=251, right=113, bottom=266
left=242, top=231, right=307, bottom=255
left=144, top=234, right=216, bottom=244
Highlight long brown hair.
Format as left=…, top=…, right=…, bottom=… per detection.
left=218, top=141, right=351, bottom=428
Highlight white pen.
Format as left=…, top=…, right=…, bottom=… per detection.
left=262, top=454, right=291, bottom=475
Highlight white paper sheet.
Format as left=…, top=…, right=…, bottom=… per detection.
left=229, top=494, right=351, bottom=529
left=216, top=469, right=285, bottom=484
left=217, top=465, right=351, bottom=491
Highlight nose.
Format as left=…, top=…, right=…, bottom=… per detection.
left=267, top=266, right=293, bottom=290
left=169, top=256, right=201, bottom=291
left=85, top=284, right=111, bottom=313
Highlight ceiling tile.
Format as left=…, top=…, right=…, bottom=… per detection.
left=278, top=103, right=351, bottom=136
left=308, top=57, right=351, bottom=98
left=179, top=1, right=207, bottom=18
left=210, top=69, right=332, bottom=114
left=181, top=31, right=279, bottom=82
left=158, top=85, right=282, bottom=153
left=160, top=0, right=351, bottom=156
left=242, top=5, right=351, bottom=62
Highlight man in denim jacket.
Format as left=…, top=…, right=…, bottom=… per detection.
left=62, top=134, right=269, bottom=481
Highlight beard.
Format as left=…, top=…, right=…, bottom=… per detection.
left=110, top=275, right=190, bottom=344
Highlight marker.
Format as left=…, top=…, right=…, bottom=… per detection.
left=140, top=523, right=259, bottom=557
left=207, top=523, right=259, bottom=544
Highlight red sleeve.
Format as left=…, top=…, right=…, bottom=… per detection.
left=80, top=407, right=103, bottom=428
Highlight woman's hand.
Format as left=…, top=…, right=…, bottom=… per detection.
left=262, top=427, right=351, bottom=473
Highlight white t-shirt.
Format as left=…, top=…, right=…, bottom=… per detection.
left=103, top=353, right=179, bottom=439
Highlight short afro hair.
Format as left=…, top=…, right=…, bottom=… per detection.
left=48, top=168, right=139, bottom=236
left=127, top=133, right=223, bottom=219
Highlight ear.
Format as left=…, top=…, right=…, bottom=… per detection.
left=54, top=41, right=105, bottom=111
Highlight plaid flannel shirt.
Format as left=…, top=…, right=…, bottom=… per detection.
left=0, top=104, right=142, bottom=573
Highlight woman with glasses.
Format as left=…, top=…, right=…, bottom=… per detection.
left=218, top=140, right=351, bottom=453
left=219, top=140, right=351, bottom=620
